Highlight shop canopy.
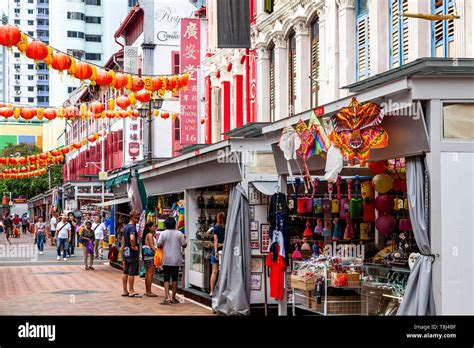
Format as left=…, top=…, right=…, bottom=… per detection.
left=93, top=196, right=130, bottom=208
left=106, top=172, right=131, bottom=190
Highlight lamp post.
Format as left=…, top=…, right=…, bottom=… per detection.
left=138, top=95, right=163, bottom=165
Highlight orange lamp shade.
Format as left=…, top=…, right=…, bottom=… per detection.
left=0, top=25, right=22, bottom=47
left=26, top=41, right=49, bottom=61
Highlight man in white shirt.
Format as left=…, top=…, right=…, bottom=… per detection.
left=49, top=213, right=58, bottom=246
left=92, top=215, right=107, bottom=260
left=54, top=215, right=72, bottom=261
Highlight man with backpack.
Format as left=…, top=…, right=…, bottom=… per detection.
left=121, top=210, right=141, bottom=298
left=21, top=214, right=29, bottom=235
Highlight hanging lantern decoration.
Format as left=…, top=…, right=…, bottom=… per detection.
left=125, top=74, right=133, bottom=90
left=136, top=90, right=151, bottom=103
left=36, top=108, right=44, bottom=121
left=131, top=110, right=140, bottom=118
left=13, top=107, right=21, bottom=119
left=60, top=147, right=70, bottom=155
left=26, top=40, right=49, bottom=62
left=67, top=57, right=77, bottom=76
left=73, top=142, right=82, bottom=149
left=0, top=25, right=22, bottom=47
left=39, top=153, right=48, bottom=160
left=114, top=73, right=128, bottom=90
left=179, top=73, right=190, bottom=89
left=28, top=155, right=36, bottom=163
left=154, top=109, right=160, bottom=117
left=18, top=157, right=27, bottom=165
left=43, top=108, right=57, bottom=121
left=29, top=165, right=36, bottom=171
left=43, top=46, right=54, bottom=68
left=95, top=69, right=113, bottom=86
left=51, top=52, right=71, bottom=72
left=166, top=77, right=177, bottom=91
left=87, top=134, right=97, bottom=143
left=129, top=93, right=137, bottom=106
left=0, top=107, right=13, bottom=118
left=21, top=108, right=37, bottom=120
left=116, top=96, right=131, bottom=110
left=74, top=62, right=93, bottom=80
left=160, top=112, right=170, bottom=119
left=172, top=113, right=177, bottom=121
left=143, top=77, right=153, bottom=91
left=107, top=98, right=115, bottom=110
left=64, top=106, right=78, bottom=119
left=89, top=65, right=98, bottom=85
left=119, top=110, right=128, bottom=118
left=89, top=102, right=105, bottom=115
left=153, top=77, right=163, bottom=91
left=108, top=70, right=116, bottom=87
left=131, top=76, right=145, bottom=92
left=79, top=103, right=88, bottom=118
left=50, top=150, right=60, bottom=157
left=106, top=111, right=115, bottom=119
left=16, top=32, right=28, bottom=54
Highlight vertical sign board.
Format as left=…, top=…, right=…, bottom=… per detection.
left=123, top=46, right=143, bottom=165
left=180, top=19, right=201, bottom=145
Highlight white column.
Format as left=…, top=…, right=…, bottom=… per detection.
left=273, top=33, right=289, bottom=120
left=210, top=71, right=221, bottom=143
left=337, top=0, right=357, bottom=98
left=256, top=0, right=268, bottom=21
left=454, top=0, right=466, bottom=57
left=367, top=0, right=388, bottom=76
left=324, top=0, right=339, bottom=103
left=293, top=19, right=311, bottom=113
left=408, top=0, right=431, bottom=61
left=256, top=44, right=271, bottom=122
left=316, top=5, right=328, bottom=104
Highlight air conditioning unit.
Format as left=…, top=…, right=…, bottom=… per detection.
left=15, top=90, right=21, bottom=95
left=15, top=80, right=21, bottom=85
left=15, top=68, right=20, bottom=73
left=15, top=13, right=20, bottom=18
left=16, top=2, right=21, bottom=7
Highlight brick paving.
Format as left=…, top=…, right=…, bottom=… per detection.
left=0, top=234, right=213, bottom=315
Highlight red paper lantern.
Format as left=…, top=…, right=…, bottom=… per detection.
left=43, top=108, right=57, bottom=121
left=114, top=73, right=128, bottom=89
left=21, top=108, right=37, bottom=120
left=136, top=90, right=151, bottom=103
left=160, top=112, right=170, bottom=119
left=106, top=111, right=115, bottom=119
left=119, top=110, right=128, bottom=118
left=0, top=25, right=22, bottom=47
left=27, top=155, right=36, bottom=163
left=51, top=53, right=71, bottom=71
left=95, top=69, right=113, bottom=86
left=89, top=102, right=105, bottom=114
left=73, top=142, right=82, bottom=149
left=179, top=74, right=189, bottom=88
left=0, top=158, right=6, bottom=165
left=166, top=77, right=177, bottom=91
left=20, top=166, right=27, bottom=173
left=29, top=165, right=36, bottom=171
left=9, top=158, right=17, bottom=165
left=26, top=41, right=49, bottom=62
left=57, top=155, right=64, bottom=162
left=51, top=150, right=60, bottom=157
left=132, top=110, right=139, bottom=118
left=61, top=147, right=70, bottom=155
left=131, top=76, right=145, bottom=92
left=116, top=96, right=131, bottom=110
left=18, top=157, right=27, bottom=165
left=74, top=62, right=93, bottom=80
left=87, top=135, right=97, bottom=142
left=153, top=77, right=163, bottom=91
left=64, top=106, right=79, bottom=119
left=0, top=107, right=13, bottom=118
left=39, top=153, right=48, bottom=160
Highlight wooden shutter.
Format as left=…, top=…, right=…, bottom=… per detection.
left=447, top=0, right=455, bottom=57
left=311, top=19, right=319, bottom=108
left=390, top=0, right=400, bottom=68
left=356, top=14, right=370, bottom=80
left=269, top=48, right=275, bottom=122
left=401, top=0, right=409, bottom=63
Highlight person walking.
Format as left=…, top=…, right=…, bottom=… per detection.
left=12, top=214, right=20, bottom=238
left=67, top=212, right=77, bottom=257
left=21, top=214, right=29, bottom=235
left=80, top=221, right=95, bottom=270
left=34, top=217, right=47, bottom=255
left=210, top=212, right=226, bottom=297
left=4, top=213, right=12, bottom=244
left=157, top=217, right=187, bottom=305
left=49, top=213, right=58, bottom=246
left=142, top=222, right=158, bottom=297
left=121, top=210, right=141, bottom=298
left=92, top=215, right=107, bottom=260
left=54, top=215, right=71, bottom=261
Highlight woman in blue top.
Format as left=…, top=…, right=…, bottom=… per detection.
left=210, top=212, right=226, bottom=297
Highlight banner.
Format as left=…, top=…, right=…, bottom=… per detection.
left=217, top=0, right=250, bottom=48
left=180, top=18, right=201, bottom=145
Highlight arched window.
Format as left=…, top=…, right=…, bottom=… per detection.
left=288, top=31, right=296, bottom=115
left=269, top=45, right=276, bottom=122
left=310, top=17, right=319, bottom=108
left=432, top=0, right=455, bottom=57
left=356, top=0, right=370, bottom=80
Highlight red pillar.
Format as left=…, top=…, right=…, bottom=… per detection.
left=222, top=80, right=231, bottom=137
left=234, top=74, right=244, bottom=129
left=205, top=76, right=212, bottom=144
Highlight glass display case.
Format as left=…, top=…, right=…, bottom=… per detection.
left=189, top=240, right=210, bottom=290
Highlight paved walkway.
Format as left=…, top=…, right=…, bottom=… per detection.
left=0, top=233, right=212, bottom=315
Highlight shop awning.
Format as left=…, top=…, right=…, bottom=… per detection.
left=107, top=172, right=131, bottom=190
left=93, top=196, right=130, bottom=208
left=252, top=181, right=279, bottom=196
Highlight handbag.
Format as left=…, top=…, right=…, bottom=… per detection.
left=154, top=248, right=163, bottom=267
left=85, top=240, right=94, bottom=255
left=143, top=247, right=155, bottom=257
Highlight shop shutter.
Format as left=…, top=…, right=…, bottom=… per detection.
left=356, top=14, right=370, bottom=80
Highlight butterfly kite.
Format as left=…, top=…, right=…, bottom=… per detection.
left=328, top=98, right=389, bottom=166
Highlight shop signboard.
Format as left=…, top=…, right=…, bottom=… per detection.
left=180, top=18, right=201, bottom=145
left=155, top=1, right=195, bottom=46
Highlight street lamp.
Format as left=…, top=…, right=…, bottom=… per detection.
left=138, top=94, right=164, bottom=165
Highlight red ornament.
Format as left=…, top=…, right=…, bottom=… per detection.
left=28, top=155, right=37, bottom=163
left=43, top=108, right=57, bottom=121
left=29, top=165, right=36, bottom=171
left=51, top=53, right=71, bottom=71
left=131, top=76, right=144, bottom=92
left=20, top=166, right=27, bottom=173
left=116, top=96, right=131, bottom=110
left=0, top=107, right=13, bottom=118
left=18, top=157, right=27, bottom=165
left=51, top=150, right=60, bottom=157
left=160, top=112, right=170, bottom=119
left=166, top=77, right=177, bottom=91
left=89, top=102, right=105, bottom=114
left=87, top=135, right=97, bottom=143
left=114, top=73, right=128, bottom=89
left=106, top=111, right=115, bottom=119
left=136, top=90, right=151, bottom=103
left=25, top=40, right=49, bottom=61
left=21, top=108, right=38, bottom=120
left=73, top=142, right=82, bottom=149
left=60, top=147, right=70, bottom=155
left=0, top=157, right=6, bottom=165
left=0, top=25, right=22, bottom=47
left=64, top=106, right=79, bottom=119
left=132, top=110, right=140, bottom=118
left=153, top=77, right=163, bottom=91
left=179, top=74, right=189, bottom=88
left=74, top=62, right=93, bottom=80
left=368, top=161, right=388, bottom=175
left=95, top=69, right=113, bottom=86
left=39, top=153, right=48, bottom=160
left=119, top=110, right=128, bottom=118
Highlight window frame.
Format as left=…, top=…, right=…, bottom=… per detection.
left=288, top=31, right=297, bottom=116
left=310, top=17, right=320, bottom=108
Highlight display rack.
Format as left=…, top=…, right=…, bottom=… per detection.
left=291, top=262, right=362, bottom=316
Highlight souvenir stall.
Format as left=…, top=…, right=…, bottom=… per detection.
left=263, top=88, right=430, bottom=315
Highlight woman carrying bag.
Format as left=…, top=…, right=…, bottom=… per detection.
left=142, top=222, right=158, bottom=297
left=80, top=221, right=95, bottom=270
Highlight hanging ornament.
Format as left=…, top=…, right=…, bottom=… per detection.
left=89, top=102, right=105, bottom=115
left=89, top=65, right=98, bottom=85
left=114, top=73, right=128, bottom=89
left=136, top=90, right=151, bottom=103
left=43, top=46, right=54, bottom=68
left=116, top=96, right=130, bottom=109
left=21, top=108, right=37, bottom=120
left=160, top=112, right=170, bottom=119
left=43, top=108, right=57, bottom=121
left=26, top=40, right=49, bottom=62
left=0, top=107, right=13, bottom=118
left=16, top=32, right=29, bottom=54
left=74, top=62, right=93, bottom=80
left=0, top=25, right=22, bottom=47
left=95, top=69, right=113, bottom=86
left=51, top=52, right=71, bottom=72
left=131, top=76, right=144, bottom=92
left=68, top=57, right=77, bottom=76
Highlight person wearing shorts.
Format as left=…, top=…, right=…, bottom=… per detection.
left=121, top=210, right=141, bottom=298
left=141, top=222, right=158, bottom=297
left=157, top=217, right=187, bottom=305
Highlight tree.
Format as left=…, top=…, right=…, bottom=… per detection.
left=0, top=143, right=64, bottom=199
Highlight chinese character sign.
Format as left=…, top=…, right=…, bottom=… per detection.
left=124, top=117, right=143, bottom=166
left=180, top=19, right=201, bottom=145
